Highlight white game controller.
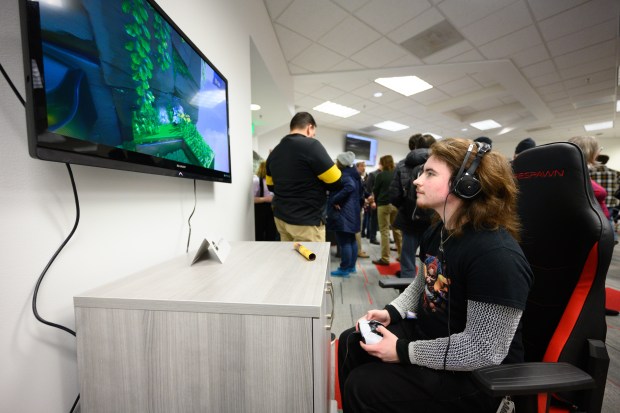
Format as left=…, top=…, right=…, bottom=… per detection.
left=358, top=319, right=384, bottom=344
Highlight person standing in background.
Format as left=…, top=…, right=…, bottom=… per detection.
left=389, top=133, right=436, bottom=277
left=365, top=165, right=381, bottom=244
left=591, top=153, right=619, bottom=243
left=253, top=161, right=278, bottom=241
left=372, top=155, right=402, bottom=266
left=266, top=112, right=342, bottom=242
left=327, top=152, right=365, bottom=277
left=355, top=161, right=370, bottom=258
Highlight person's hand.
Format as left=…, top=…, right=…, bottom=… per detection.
left=370, top=201, right=377, bottom=210
left=356, top=309, right=391, bottom=330
left=360, top=325, right=399, bottom=363
left=334, top=204, right=341, bottom=210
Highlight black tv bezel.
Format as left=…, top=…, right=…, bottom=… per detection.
left=19, top=0, right=232, bottom=183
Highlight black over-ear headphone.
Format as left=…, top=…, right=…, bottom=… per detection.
left=451, top=141, right=491, bottom=199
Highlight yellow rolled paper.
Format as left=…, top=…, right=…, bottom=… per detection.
left=293, top=243, right=316, bottom=261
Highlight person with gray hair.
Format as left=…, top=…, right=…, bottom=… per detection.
left=327, top=151, right=365, bottom=277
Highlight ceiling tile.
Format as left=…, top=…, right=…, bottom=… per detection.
left=290, top=43, right=346, bottom=72
left=318, top=16, right=382, bottom=56
left=546, top=20, right=616, bottom=57
left=349, top=37, right=408, bottom=68
left=421, top=41, right=475, bottom=64
left=520, top=59, right=556, bottom=79
left=387, top=7, right=444, bottom=44
left=444, top=48, right=486, bottom=63
left=276, top=0, right=349, bottom=41
left=354, top=0, right=431, bottom=35
left=537, top=0, right=618, bottom=41
left=527, top=0, right=588, bottom=20
left=437, top=76, right=483, bottom=97
left=461, top=1, right=533, bottom=47
left=328, top=59, right=366, bottom=72
left=558, top=56, right=616, bottom=80
left=263, top=0, right=294, bottom=20
left=553, top=39, right=616, bottom=70
left=273, top=23, right=313, bottom=62
left=438, top=0, right=518, bottom=29
left=478, top=25, right=542, bottom=59
left=332, top=0, right=372, bottom=13
left=510, top=43, right=550, bottom=68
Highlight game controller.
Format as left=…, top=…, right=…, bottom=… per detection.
left=357, top=319, right=384, bottom=344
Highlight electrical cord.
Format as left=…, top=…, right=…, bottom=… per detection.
left=186, top=179, right=197, bottom=253
left=32, top=163, right=79, bottom=337
left=2, top=58, right=81, bottom=413
left=0, top=61, right=25, bottom=106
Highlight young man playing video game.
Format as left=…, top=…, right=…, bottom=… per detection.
left=337, top=138, right=533, bottom=412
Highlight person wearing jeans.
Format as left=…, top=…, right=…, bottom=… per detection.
left=327, top=151, right=364, bottom=277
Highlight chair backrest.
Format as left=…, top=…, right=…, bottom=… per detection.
left=513, top=142, right=613, bottom=370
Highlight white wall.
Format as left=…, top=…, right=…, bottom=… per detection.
left=256, top=124, right=410, bottom=171
left=0, top=1, right=291, bottom=412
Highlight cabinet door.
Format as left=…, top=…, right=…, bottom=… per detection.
left=313, top=279, right=334, bottom=413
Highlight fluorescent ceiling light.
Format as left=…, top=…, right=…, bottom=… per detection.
left=584, top=121, right=613, bottom=131
left=373, top=92, right=383, bottom=98
left=374, top=76, right=433, bottom=97
left=423, top=132, right=442, bottom=140
left=374, top=120, right=409, bottom=132
left=250, top=104, right=261, bottom=111
left=313, top=101, right=359, bottom=118
left=616, top=100, right=620, bottom=112
left=470, top=119, right=501, bottom=130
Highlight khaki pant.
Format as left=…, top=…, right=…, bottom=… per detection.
left=377, top=204, right=401, bottom=262
left=274, top=216, right=326, bottom=242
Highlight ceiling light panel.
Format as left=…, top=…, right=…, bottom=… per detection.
left=374, top=120, right=410, bottom=131
left=470, top=119, right=502, bottom=130
left=374, top=76, right=433, bottom=97
left=584, top=121, right=613, bottom=131
left=313, top=101, right=360, bottom=118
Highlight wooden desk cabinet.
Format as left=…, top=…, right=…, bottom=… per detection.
left=74, top=241, right=334, bottom=413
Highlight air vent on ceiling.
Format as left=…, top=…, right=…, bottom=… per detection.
left=525, top=126, right=551, bottom=133
left=400, top=20, right=464, bottom=59
left=359, top=126, right=382, bottom=134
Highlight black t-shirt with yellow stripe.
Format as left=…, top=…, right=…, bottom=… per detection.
left=266, top=134, right=341, bottom=226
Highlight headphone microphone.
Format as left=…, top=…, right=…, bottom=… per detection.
left=451, top=141, right=491, bottom=199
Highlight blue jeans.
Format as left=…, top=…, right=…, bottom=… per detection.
left=400, top=231, right=420, bottom=278
left=336, top=231, right=357, bottom=270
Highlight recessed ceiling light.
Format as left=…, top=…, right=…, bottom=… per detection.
left=374, top=121, right=409, bottom=132
left=584, top=121, right=613, bottom=131
left=250, top=104, right=261, bottom=111
left=461, top=128, right=468, bottom=132
left=374, top=76, right=433, bottom=97
left=470, top=119, right=501, bottom=130
left=373, top=92, right=383, bottom=98
left=313, top=101, right=360, bottom=118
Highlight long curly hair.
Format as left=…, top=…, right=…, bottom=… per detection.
left=431, top=138, right=520, bottom=240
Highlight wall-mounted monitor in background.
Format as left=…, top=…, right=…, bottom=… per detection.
left=344, top=133, right=377, bottom=166
left=19, top=0, right=231, bottom=183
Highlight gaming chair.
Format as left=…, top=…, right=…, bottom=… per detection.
left=473, top=142, right=613, bottom=412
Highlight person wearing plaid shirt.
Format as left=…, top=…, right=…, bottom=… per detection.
left=590, top=154, right=619, bottom=242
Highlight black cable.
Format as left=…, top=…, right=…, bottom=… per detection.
left=30, top=164, right=81, bottom=413
left=32, top=163, right=80, bottom=337
left=4, top=57, right=82, bottom=413
left=186, top=179, right=197, bottom=253
left=0, top=61, right=26, bottom=106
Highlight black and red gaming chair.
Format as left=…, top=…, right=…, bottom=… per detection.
left=473, top=142, right=613, bottom=412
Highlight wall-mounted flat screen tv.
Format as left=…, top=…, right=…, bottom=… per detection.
left=19, top=0, right=231, bottom=182
left=345, top=133, right=377, bottom=166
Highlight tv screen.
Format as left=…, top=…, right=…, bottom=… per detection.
left=19, top=0, right=231, bottom=182
left=345, top=133, right=377, bottom=166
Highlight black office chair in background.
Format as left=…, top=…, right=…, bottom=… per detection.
left=473, top=142, right=613, bottom=413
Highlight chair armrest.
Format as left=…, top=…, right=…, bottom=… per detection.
left=471, top=362, right=594, bottom=397
left=584, top=339, right=609, bottom=412
left=378, top=278, right=413, bottom=292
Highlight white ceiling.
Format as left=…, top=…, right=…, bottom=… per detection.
left=252, top=0, right=620, bottom=147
